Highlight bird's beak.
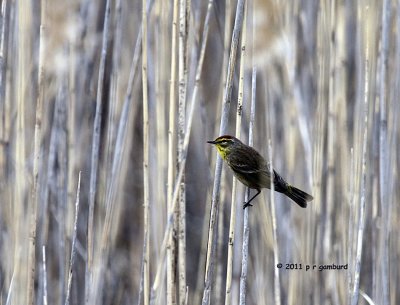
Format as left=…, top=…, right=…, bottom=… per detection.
left=207, top=140, right=216, bottom=144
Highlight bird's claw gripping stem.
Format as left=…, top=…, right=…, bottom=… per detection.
left=243, top=202, right=253, bottom=209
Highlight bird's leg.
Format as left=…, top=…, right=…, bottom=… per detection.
left=243, top=189, right=261, bottom=209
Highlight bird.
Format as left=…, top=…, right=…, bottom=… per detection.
left=207, top=135, right=313, bottom=209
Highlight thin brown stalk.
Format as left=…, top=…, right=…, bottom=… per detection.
left=6, top=271, right=15, bottom=305
left=167, top=0, right=179, bottom=303
left=347, top=148, right=355, bottom=304
left=215, top=0, right=232, bottom=129
left=324, top=0, right=336, bottom=260
left=103, top=0, right=123, bottom=182
left=65, top=171, right=81, bottom=305
left=28, top=2, right=46, bottom=304
left=225, top=3, right=247, bottom=304
left=239, top=67, right=256, bottom=305
left=193, top=187, right=214, bottom=305
left=178, top=0, right=189, bottom=304
left=215, top=183, right=225, bottom=305
left=310, top=5, right=328, bottom=301
left=66, top=5, right=77, bottom=270
left=351, top=12, right=370, bottom=304
left=87, top=0, right=112, bottom=281
left=0, top=0, right=10, bottom=138
left=154, top=0, right=169, bottom=257
left=202, top=1, right=246, bottom=304
left=142, top=1, right=150, bottom=305
left=378, top=0, right=390, bottom=304
left=215, top=6, right=233, bottom=298
left=137, top=249, right=145, bottom=305
left=56, top=82, right=68, bottom=305
left=359, top=290, right=377, bottom=305
left=268, top=139, right=281, bottom=305
left=42, top=246, right=48, bottom=305
left=15, top=10, right=29, bottom=305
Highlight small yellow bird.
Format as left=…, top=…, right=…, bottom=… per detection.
left=208, top=135, right=313, bottom=209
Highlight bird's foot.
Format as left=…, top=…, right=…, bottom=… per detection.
left=243, top=202, right=253, bottom=209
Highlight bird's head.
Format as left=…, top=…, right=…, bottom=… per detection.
left=207, top=135, right=241, bottom=160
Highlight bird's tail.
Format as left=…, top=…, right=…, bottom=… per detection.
left=273, top=171, right=313, bottom=208
left=284, top=185, right=313, bottom=208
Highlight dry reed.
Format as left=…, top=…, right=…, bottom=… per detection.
left=0, top=1, right=399, bottom=305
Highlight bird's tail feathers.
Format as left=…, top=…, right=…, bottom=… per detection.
left=273, top=170, right=313, bottom=208
left=284, top=185, right=313, bottom=208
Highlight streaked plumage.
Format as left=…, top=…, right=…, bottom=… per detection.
left=208, top=135, right=313, bottom=209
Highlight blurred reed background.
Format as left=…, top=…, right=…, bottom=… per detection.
left=0, top=0, right=399, bottom=304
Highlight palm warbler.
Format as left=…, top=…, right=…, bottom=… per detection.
left=208, top=135, right=313, bottom=209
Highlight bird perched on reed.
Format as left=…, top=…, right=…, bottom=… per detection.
left=208, top=135, right=313, bottom=209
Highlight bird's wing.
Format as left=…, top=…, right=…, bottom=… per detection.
left=228, top=150, right=266, bottom=174
left=230, top=161, right=262, bottom=173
